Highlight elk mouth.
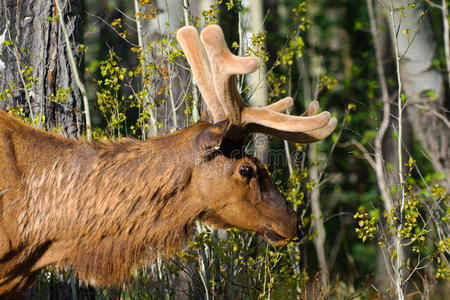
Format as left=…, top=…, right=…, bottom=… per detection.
left=263, top=228, right=288, bottom=243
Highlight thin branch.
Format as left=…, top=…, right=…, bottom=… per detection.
left=412, top=103, right=450, bottom=130
left=389, top=1, right=405, bottom=298
left=5, top=43, right=35, bottom=124
left=350, top=139, right=377, bottom=170
left=88, top=13, right=139, bottom=47
left=114, top=7, right=137, bottom=22
left=441, top=0, right=450, bottom=88
left=55, top=0, right=91, bottom=140
left=426, top=1, right=442, bottom=9
left=318, top=112, right=347, bottom=184
left=398, top=8, right=429, bottom=59
left=182, top=0, right=199, bottom=122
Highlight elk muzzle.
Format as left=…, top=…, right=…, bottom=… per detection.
left=262, top=211, right=303, bottom=247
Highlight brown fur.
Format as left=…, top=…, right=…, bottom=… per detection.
left=0, top=110, right=300, bottom=297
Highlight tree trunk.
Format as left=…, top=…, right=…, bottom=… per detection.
left=242, top=0, right=270, bottom=162
left=368, top=0, right=400, bottom=294
left=305, top=0, right=330, bottom=289
left=391, top=0, right=449, bottom=180
left=308, top=144, right=330, bottom=288
left=0, top=0, right=89, bottom=297
left=141, top=0, right=189, bottom=134
left=369, top=1, right=413, bottom=295
left=0, top=0, right=85, bottom=139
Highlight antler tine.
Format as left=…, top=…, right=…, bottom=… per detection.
left=242, top=99, right=337, bottom=143
left=265, top=98, right=319, bottom=116
left=199, top=25, right=336, bottom=143
left=200, top=25, right=259, bottom=124
left=176, top=26, right=227, bottom=121
left=178, top=25, right=336, bottom=143
left=252, top=100, right=337, bottom=143
left=246, top=114, right=337, bottom=143
left=242, top=107, right=332, bottom=133
left=251, top=99, right=336, bottom=143
left=301, top=100, right=319, bottom=116
left=265, top=97, right=294, bottom=112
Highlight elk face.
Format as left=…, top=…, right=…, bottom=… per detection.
left=193, top=121, right=303, bottom=247
left=178, top=25, right=335, bottom=246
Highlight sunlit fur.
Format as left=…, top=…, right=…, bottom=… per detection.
left=0, top=110, right=298, bottom=298
left=17, top=136, right=198, bottom=285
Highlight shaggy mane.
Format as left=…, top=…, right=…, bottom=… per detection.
left=16, top=125, right=208, bottom=286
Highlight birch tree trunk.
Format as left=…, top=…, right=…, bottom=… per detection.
left=390, top=0, right=449, bottom=180
left=308, top=145, right=330, bottom=288
left=305, top=0, right=330, bottom=288
left=372, top=0, right=449, bottom=295
left=369, top=1, right=407, bottom=294
left=242, top=0, right=270, bottom=162
left=0, top=0, right=85, bottom=139
left=141, top=0, right=189, bottom=134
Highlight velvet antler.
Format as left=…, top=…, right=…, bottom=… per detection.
left=177, top=25, right=337, bottom=143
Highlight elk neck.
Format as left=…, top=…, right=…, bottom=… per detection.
left=15, top=122, right=211, bottom=285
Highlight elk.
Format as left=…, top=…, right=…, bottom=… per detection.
left=0, top=25, right=337, bottom=298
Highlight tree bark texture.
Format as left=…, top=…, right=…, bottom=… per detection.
left=0, top=0, right=85, bottom=139
left=142, top=0, right=189, bottom=134
left=309, top=144, right=330, bottom=288
left=245, top=0, right=270, bottom=163
left=390, top=0, right=449, bottom=179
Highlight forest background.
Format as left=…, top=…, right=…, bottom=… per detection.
left=0, top=0, right=449, bottom=299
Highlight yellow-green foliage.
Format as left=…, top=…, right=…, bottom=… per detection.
left=4, top=0, right=449, bottom=298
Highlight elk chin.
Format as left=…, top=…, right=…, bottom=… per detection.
left=262, top=220, right=299, bottom=247
left=263, top=228, right=289, bottom=247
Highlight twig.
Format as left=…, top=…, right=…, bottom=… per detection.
left=413, top=103, right=450, bottom=129
left=6, top=43, right=35, bottom=124
left=55, top=0, right=92, bottom=140
left=442, top=0, right=450, bottom=88
left=367, top=0, right=393, bottom=211
left=351, top=139, right=377, bottom=172
left=182, top=0, right=199, bottom=122
left=133, top=0, right=158, bottom=138
left=318, top=113, right=347, bottom=184
left=426, top=1, right=442, bottom=9
left=88, top=13, right=139, bottom=48
left=114, top=7, right=136, bottom=22
left=38, top=22, right=48, bottom=128
left=389, top=1, right=405, bottom=298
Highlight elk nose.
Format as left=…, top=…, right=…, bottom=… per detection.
left=297, top=220, right=305, bottom=240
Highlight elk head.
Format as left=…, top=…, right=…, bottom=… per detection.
left=177, top=25, right=337, bottom=246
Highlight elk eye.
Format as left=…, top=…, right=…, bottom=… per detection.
left=239, top=165, right=253, bottom=178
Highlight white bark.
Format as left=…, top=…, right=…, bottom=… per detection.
left=141, top=0, right=188, bottom=133
left=305, top=1, right=330, bottom=288
left=309, top=144, right=330, bottom=288
left=389, top=2, right=406, bottom=298
left=248, top=0, right=268, bottom=108
left=193, top=0, right=215, bottom=20
left=241, top=0, right=270, bottom=162
left=389, top=0, right=449, bottom=179
left=147, top=0, right=184, bottom=34
left=391, top=1, right=442, bottom=98
left=367, top=0, right=402, bottom=293
left=442, top=0, right=450, bottom=89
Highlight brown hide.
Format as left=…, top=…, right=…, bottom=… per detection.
left=0, top=110, right=300, bottom=297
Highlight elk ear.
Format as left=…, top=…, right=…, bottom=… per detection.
left=195, top=119, right=230, bottom=155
